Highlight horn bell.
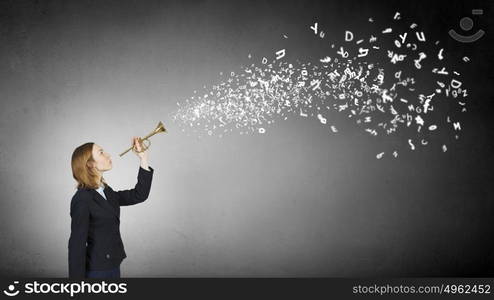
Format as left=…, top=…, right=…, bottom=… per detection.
left=154, top=121, right=166, bottom=133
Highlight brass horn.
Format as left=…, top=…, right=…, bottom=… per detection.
left=119, top=121, right=167, bottom=157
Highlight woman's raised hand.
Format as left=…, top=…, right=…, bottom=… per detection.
left=131, top=136, right=149, bottom=162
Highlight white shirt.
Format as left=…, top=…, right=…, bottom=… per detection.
left=95, top=185, right=107, bottom=200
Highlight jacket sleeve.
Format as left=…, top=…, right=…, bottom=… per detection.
left=115, top=166, right=154, bottom=206
left=68, top=192, right=90, bottom=278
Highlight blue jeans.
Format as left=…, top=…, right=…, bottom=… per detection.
left=86, top=266, right=120, bottom=278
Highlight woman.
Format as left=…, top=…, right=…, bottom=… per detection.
left=69, top=137, right=154, bottom=278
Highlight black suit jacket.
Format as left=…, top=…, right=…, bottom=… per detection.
left=68, top=166, right=154, bottom=278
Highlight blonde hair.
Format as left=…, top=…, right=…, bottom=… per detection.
left=71, top=142, right=107, bottom=189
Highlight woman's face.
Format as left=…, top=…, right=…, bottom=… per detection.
left=91, top=144, right=112, bottom=172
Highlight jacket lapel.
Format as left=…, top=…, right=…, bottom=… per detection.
left=91, top=188, right=119, bottom=219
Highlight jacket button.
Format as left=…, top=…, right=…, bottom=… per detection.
left=106, top=254, right=110, bottom=259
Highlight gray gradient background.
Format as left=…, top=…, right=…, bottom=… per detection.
left=0, top=0, right=493, bottom=277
